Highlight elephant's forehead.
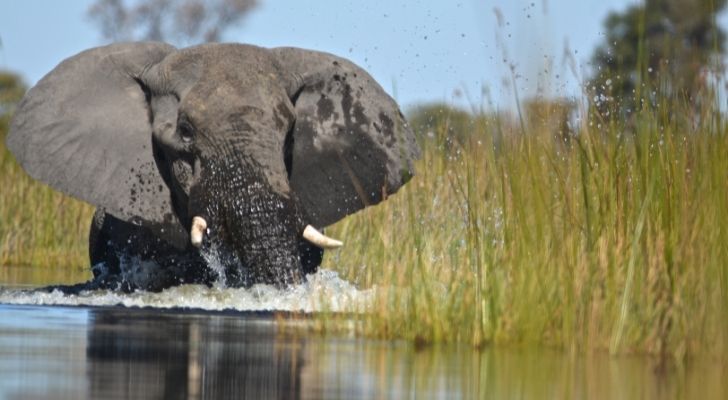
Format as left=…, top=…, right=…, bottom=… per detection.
left=161, top=44, right=292, bottom=125
left=161, top=44, right=283, bottom=93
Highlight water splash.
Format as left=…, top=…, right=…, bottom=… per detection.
left=0, top=269, right=373, bottom=313
left=200, top=242, right=230, bottom=287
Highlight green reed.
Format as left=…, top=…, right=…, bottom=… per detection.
left=0, top=134, right=94, bottom=271
left=324, top=99, right=728, bottom=361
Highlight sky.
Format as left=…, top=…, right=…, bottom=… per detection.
left=0, top=0, right=673, bottom=112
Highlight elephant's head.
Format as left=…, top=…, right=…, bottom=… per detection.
left=7, top=43, right=419, bottom=286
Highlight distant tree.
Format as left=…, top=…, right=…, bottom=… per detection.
left=588, top=0, right=726, bottom=117
left=407, top=103, right=475, bottom=150
left=87, top=0, right=258, bottom=45
left=0, top=71, right=26, bottom=138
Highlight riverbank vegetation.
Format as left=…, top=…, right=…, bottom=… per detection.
left=323, top=96, right=728, bottom=361
left=0, top=136, right=93, bottom=269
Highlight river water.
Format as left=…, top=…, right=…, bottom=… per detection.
left=0, top=266, right=726, bottom=399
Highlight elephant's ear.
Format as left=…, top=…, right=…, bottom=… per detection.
left=272, top=47, right=420, bottom=228
left=7, top=42, right=186, bottom=246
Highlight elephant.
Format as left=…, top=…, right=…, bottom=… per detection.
left=7, top=42, right=419, bottom=291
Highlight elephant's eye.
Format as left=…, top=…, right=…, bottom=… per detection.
left=178, top=120, right=195, bottom=144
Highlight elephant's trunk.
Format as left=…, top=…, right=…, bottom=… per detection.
left=188, top=157, right=306, bottom=287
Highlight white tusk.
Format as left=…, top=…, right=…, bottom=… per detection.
left=302, top=225, right=343, bottom=249
left=190, top=216, right=207, bottom=248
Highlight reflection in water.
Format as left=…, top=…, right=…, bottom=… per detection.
left=0, top=305, right=726, bottom=399
left=86, top=310, right=304, bottom=399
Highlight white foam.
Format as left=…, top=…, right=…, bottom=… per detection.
left=0, top=269, right=373, bottom=313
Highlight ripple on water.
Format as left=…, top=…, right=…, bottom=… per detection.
left=0, top=269, right=373, bottom=313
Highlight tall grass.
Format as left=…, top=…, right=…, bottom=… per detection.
left=324, top=98, right=728, bottom=361
left=0, top=134, right=94, bottom=270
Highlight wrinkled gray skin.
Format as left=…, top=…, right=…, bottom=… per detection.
left=7, top=43, right=419, bottom=291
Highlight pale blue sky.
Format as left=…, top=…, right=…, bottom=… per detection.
left=0, top=0, right=686, bottom=111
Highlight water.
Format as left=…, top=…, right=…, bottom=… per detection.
left=1, top=266, right=727, bottom=399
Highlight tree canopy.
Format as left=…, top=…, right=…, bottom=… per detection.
left=87, top=0, right=258, bottom=45
left=588, top=0, right=726, bottom=117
